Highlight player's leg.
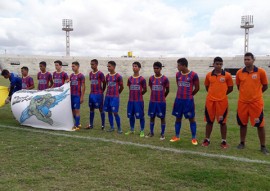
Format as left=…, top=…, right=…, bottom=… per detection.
left=126, top=101, right=135, bottom=135
left=113, top=112, right=122, bottom=134
left=202, top=99, right=215, bottom=146
left=105, top=97, right=114, bottom=132
left=159, top=102, right=166, bottom=141
left=237, top=101, right=249, bottom=149
left=250, top=101, right=268, bottom=154
left=99, top=107, right=105, bottom=130
left=147, top=102, right=155, bottom=137
left=160, top=117, right=166, bottom=140
left=171, top=98, right=182, bottom=142
left=86, top=94, right=94, bottom=129
left=218, top=99, right=229, bottom=149
left=184, top=99, right=197, bottom=145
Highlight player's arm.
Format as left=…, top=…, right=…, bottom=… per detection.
left=119, top=83, right=124, bottom=94
left=48, top=74, right=53, bottom=88
left=192, top=78, right=200, bottom=96
left=142, top=86, right=147, bottom=95
left=118, top=76, right=124, bottom=94
left=142, top=79, right=147, bottom=95
left=102, top=80, right=106, bottom=93
left=80, top=81, right=86, bottom=104
left=262, top=84, right=268, bottom=93
left=65, top=73, right=69, bottom=83
left=165, top=87, right=169, bottom=97
left=28, top=77, right=35, bottom=89
left=226, top=86, right=233, bottom=95
left=205, top=86, right=209, bottom=92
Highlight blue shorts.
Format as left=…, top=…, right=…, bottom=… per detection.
left=172, top=98, right=195, bottom=119
left=71, top=95, right=80, bottom=110
left=148, top=102, right=166, bottom=119
left=88, top=94, right=104, bottom=109
left=127, top=101, right=144, bottom=119
left=104, top=96, right=119, bottom=113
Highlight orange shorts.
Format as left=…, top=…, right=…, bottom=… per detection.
left=237, top=100, right=264, bottom=127
left=205, top=99, right=228, bottom=124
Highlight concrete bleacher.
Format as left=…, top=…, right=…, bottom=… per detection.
left=1, top=54, right=270, bottom=78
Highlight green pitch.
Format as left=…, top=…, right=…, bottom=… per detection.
left=1, top=76, right=270, bottom=190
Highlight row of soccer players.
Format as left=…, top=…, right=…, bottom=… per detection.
left=1, top=52, right=268, bottom=154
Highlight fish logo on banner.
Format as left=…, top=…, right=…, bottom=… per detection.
left=11, top=83, right=74, bottom=131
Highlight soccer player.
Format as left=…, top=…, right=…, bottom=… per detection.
left=170, top=58, right=200, bottom=145
left=52, top=60, right=69, bottom=88
left=86, top=59, right=106, bottom=130
left=70, top=61, right=85, bottom=130
left=125, top=61, right=147, bottom=137
left=104, top=61, right=124, bottom=134
left=201, top=57, right=233, bottom=148
left=146, top=62, right=169, bottom=140
left=21, top=66, right=35, bottom=90
left=236, top=52, right=269, bottom=154
left=1, top=69, right=22, bottom=103
left=37, top=61, right=53, bottom=90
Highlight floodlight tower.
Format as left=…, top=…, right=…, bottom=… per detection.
left=62, top=19, right=73, bottom=56
left=240, top=15, right=254, bottom=54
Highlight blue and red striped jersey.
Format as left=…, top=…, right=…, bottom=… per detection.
left=37, top=71, right=52, bottom=90
left=89, top=70, right=105, bottom=94
left=105, top=73, right=123, bottom=97
left=127, top=76, right=147, bottom=102
left=70, top=73, right=85, bottom=96
left=149, top=75, right=169, bottom=102
left=176, top=71, right=199, bottom=99
left=53, top=71, right=69, bottom=88
left=22, top=76, right=34, bottom=89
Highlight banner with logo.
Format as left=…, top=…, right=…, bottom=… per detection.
left=11, top=83, right=74, bottom=131
left=0, top=86, right=9, bottom=107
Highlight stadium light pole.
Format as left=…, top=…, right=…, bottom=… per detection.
left=240, top=15, right=254, bottom=54
left=62, top=19, right=73, bottom=57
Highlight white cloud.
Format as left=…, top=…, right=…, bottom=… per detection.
left=0, top=0, right=269, bottom=57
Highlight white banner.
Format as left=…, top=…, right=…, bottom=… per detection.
left=11, top=83, right=74, bottom=131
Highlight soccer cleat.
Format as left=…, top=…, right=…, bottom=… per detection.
left=191, top=138, right=198, bottom=145
left=201, top=139, right=210, bottom=147
left=145, top=133, right=154, bottom=138
left=220, top=141, right=228, bottom=149
left=101, top=126, right=105, bottom=130
left=78, top=124, right=82, bottom=129
left=125, top=130, right=135, bottom=135
left=237, top=143, right=245, bottom=149
left=140, top=131, right=145, bottom=138
left=72, top=126, right=80, bottom=131
left=160, top=134, right=165, bottom=141
left=106, top=128, right=115, bottom=132
left=170, top=136, right=180, bottom=142
left=118, top=129, right=123, bottom=134
left=261, top=147, right=269, bottom=155
left=85, top=124, right=93, bottom=129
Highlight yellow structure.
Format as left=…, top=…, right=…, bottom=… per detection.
left=0, top=86, right=9, bottom=107
left=128, top=51, right=133, bottom=57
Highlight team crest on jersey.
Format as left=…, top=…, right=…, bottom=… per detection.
left=220, top=77, right=225, bottom=83
left=186, top=77, right=190, bottom=81
left=252, top=74, right=257, bottom=79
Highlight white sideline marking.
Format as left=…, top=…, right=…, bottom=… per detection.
left=1, top=124, right=270, bottom=165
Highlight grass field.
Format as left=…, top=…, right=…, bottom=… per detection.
left=1, top=74, right=270, bottom=191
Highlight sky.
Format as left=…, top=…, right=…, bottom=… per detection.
left=0, top=0, right=269, bottom=57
